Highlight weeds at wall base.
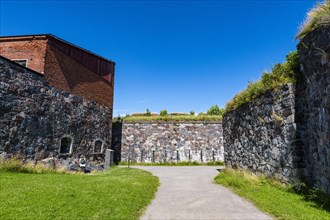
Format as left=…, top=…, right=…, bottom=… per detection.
left=0, top=157, right=69, bottom=174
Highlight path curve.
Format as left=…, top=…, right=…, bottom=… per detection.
left=133, top=166, right=272, bottom=220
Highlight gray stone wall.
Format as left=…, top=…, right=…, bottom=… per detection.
left=120, top=121, right=223, bottom=163
left=223, top=26, right=330, bottom=193
left=223, top=84, right=297, bottom=182
left=0, top=57, right=112, bottom=162
left=297, top=26, right=330, bottom=193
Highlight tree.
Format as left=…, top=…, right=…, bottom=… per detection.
left=207, top=105, right=224, bottom=116
left=145, top=108, right=151, bottom=116
left=160, top=110, right=168, bottom=116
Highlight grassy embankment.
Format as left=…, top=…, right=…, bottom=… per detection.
left=0, top=159, right=159, bottom=220
left=121, top=115, right=222, bottom=122
left=215, top=169, right=330, bottom=220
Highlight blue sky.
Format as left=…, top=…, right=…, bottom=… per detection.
left=0, top=0, right=316, bottom=116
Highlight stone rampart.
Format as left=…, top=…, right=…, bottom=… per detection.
left=296, top=26, right=330, bottom=193
left=223, top=84, right=297, bottom=182
left=0, top=56, right=112, bottom=164
left=118, top=121, right=223, bottom=163
left=223, top=26, right=330, bottom=193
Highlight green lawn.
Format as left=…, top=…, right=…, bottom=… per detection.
left=214, top=168, right=330, bottom=220
left=0, top=167, right=159, bottom=220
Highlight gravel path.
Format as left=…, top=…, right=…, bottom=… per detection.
left=132, top=166, right=272, bottom=220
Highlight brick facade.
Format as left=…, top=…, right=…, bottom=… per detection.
left=0, top=34, right=115, bottom=109
left=0, top=35, right=48, bottom=74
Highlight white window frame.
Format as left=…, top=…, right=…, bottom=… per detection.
left=12, top=59, right=28, bottom=67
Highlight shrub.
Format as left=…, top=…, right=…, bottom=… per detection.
left=296, top=0, right=330, bottom=39
left=160, top=110, right=168, bottom=116
left=190, top=111, right=195, bottom=116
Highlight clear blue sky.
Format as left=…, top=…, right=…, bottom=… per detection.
left=0, top=0, right=316, bottom=116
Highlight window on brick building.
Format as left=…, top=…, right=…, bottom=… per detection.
left=60, top=136, right=73, bottom=154
left=12, top=59, right=28, bottom=67
left=94, top=139, right=104, bottom=153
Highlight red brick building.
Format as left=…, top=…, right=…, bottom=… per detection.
left=0, top=34, right=115, bottom=109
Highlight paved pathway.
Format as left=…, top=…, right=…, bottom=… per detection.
left=133, top=166, right=272, bottom=220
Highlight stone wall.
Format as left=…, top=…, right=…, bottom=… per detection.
left=297, top=26, right=330, bottom=193
left=111, top=121, right=123, bottom=163
left=223, top=26, right=330, bottom=193
left=119, top=121, right=223, bottom=163
left=223, top=84, right=297, bottom=181
left=0, top=56, right=112, bottom=162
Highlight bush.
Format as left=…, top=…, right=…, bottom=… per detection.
left=160, top=110, right=168, bottom=116
left=190, top=111, right=195, bottom=116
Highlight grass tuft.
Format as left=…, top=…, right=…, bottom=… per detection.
left=214, top=168, right=330, bottom=219
left=0, top=157, right=67, bottom=174
left=296, top=0, right=330, bottom=39
left=225, top=51, right=300, bottom=112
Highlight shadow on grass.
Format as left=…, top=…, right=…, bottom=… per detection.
left=289, top=181, right=330, bottom=212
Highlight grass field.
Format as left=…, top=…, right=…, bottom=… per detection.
left=0, top=167, right=159, bottom=220
left=214, top=168, right=330, bottom=220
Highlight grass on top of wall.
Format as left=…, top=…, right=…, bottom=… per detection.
left=119, top=161, right=225, bottom=166
left=296, top=0, right=330, bottom=39
left=214, top=168, right=330, bottom=220
left=0, top=166, right=159, bottom=220
left=224, top=51, right=300, bottom=113
left=122, top=115, right=222, bottom=122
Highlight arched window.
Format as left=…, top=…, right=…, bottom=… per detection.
left=94, top=139, right=104, bottom=153
left=60, top=136, right=73, bottom=154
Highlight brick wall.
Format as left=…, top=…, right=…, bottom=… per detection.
left=0, top=35, right=114, bottom=109
left=0, top=36, right=47, bottom=74
left=45, top=43, right=114, bottom=109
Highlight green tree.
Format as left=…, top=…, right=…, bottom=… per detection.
left=160, top=110, right=168, bottom=116
left=145, top=108, right=151, bottom=116
left=207, top=105, right=224, bottom=116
